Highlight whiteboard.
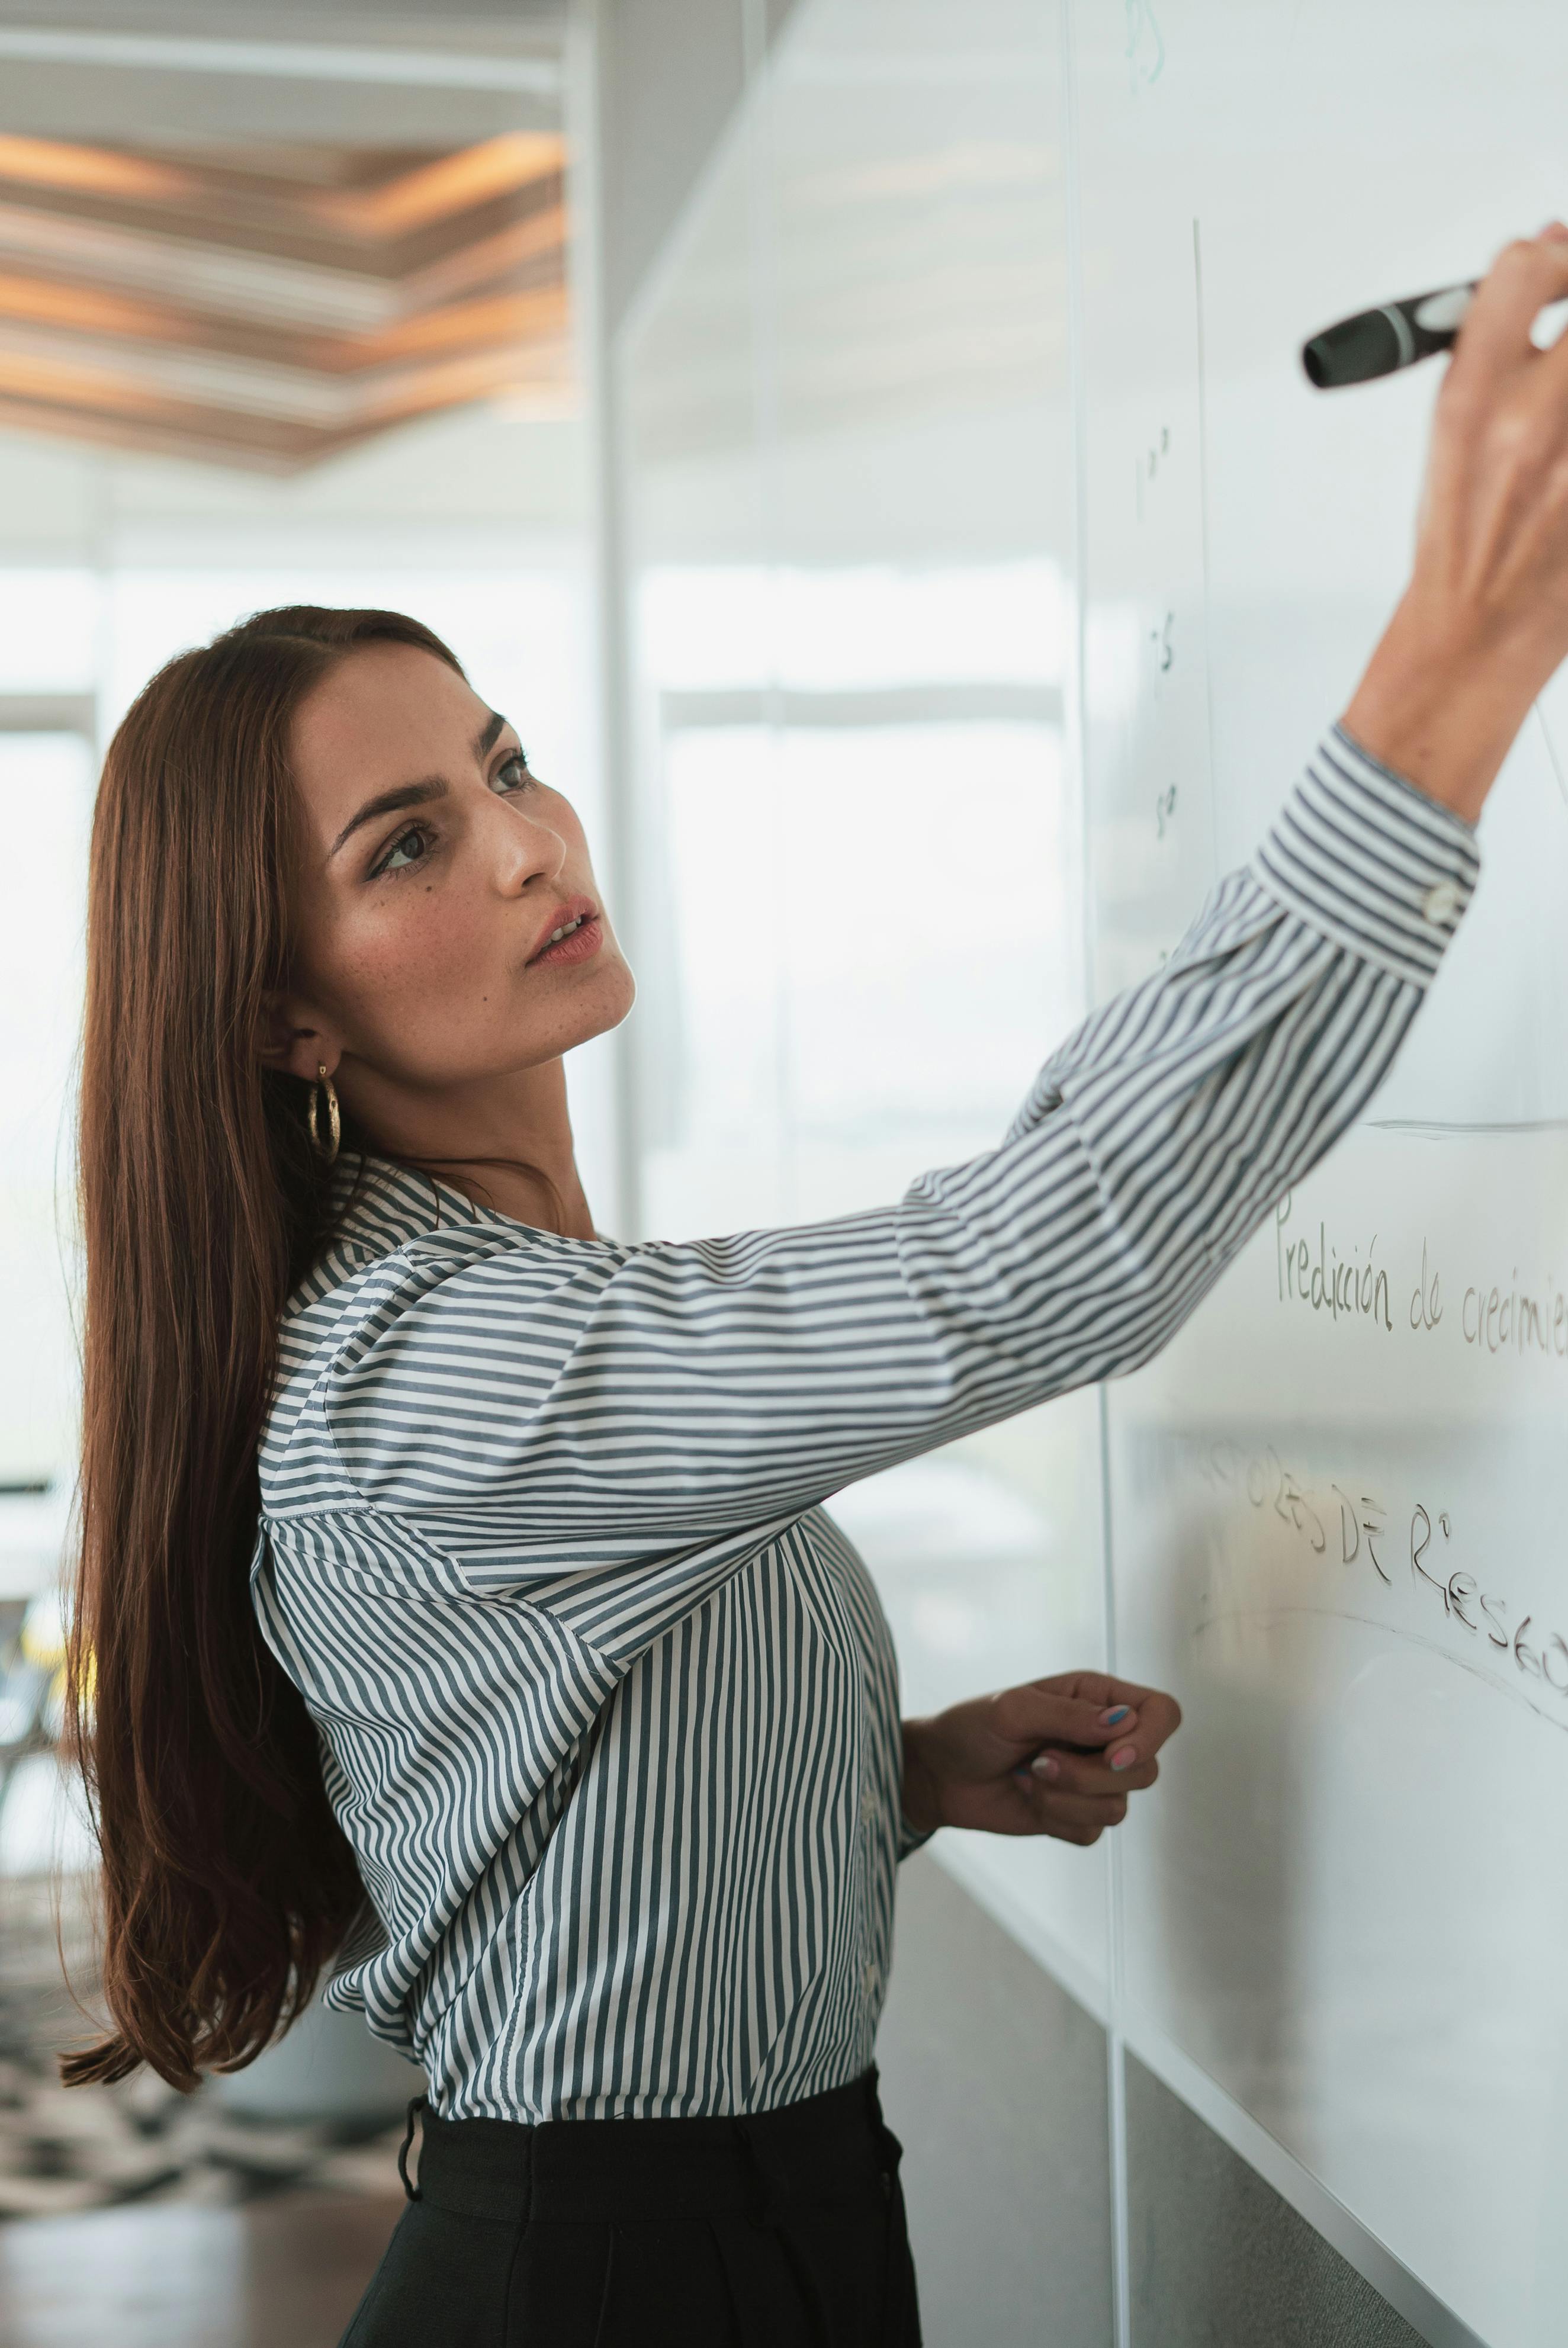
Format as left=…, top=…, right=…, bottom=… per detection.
left=1077, top=7, right=1568, bottom=2341
left=611, top=0, right=1568, bottom=2332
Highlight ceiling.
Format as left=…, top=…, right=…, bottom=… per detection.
left=0, top=126, right=570, bottom=471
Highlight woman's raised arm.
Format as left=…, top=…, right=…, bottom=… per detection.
left=301, top=224, right=1568, bottom=1585
left=308, top=731, right=1465, bottom=1576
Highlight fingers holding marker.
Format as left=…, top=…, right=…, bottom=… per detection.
left=1450, top=227, right=1568, bottom=386
left=1522, top=237, right=1568, bottom=407
left=1022, top=1746, right=1159, bottom=1795
left=1075, top=1685, right=1181, bottom=1771
left=1127, top=1685, right=1182, bottom=1753
left=1011, top=1685, right=1180, bottom=1793
left=997, top=1669, right=1183, bottom=1835
left=989, top=1678, right=1139, bottom=1755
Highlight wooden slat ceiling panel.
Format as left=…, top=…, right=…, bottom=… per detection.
left=0, top=128, right=568, bottom=470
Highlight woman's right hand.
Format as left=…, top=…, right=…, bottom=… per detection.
left=1342, top=221, right=1568, bottom=824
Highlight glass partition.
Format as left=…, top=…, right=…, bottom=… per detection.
left=617, top=0, right=1110, bottom=2004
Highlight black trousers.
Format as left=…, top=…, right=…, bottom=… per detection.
left=338, top=2063, right=924, bottom=2347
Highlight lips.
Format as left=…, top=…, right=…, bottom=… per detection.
left=526, top=893, right=599, bottom=963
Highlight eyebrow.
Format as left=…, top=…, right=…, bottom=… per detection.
left=327, top=709, right=511, bottom=861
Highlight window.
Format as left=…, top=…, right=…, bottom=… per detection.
left=0, top=732, right=92, bottom=1490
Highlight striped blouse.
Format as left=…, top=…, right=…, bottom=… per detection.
left=249, top=724, right=1479, bottom=2123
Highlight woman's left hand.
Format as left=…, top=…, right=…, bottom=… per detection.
left=900, top=1670, right=1183, bottom=1843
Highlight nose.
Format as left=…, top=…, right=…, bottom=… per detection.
left=486, top=788, right=563, bottom=895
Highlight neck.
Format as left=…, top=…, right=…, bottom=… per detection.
left=347, top=1055, right=598, bottom=1239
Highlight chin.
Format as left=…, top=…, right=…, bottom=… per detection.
left=565, top=958, right=637, bottom=1043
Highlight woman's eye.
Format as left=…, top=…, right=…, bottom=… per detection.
left=371, top=754, right=532, bottom=878
left=375, top=825, right=429, bottom=876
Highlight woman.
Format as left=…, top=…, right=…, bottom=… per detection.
left=60, top=224, right=1568, bottom=2345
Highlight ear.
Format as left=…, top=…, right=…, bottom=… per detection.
left=257, top=990, right=342, bottom=1087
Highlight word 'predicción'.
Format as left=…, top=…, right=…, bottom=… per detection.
left=1273, top=1194, right=1568, bottom=1365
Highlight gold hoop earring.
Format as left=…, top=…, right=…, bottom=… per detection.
left=306, top=1063, right=340, bottom=1165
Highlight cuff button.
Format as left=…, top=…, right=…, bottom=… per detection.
left=1421, top=879, right=1462, bottom=926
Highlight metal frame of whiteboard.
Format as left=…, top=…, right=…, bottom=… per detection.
left=933, top=1838, right=1484, bottom=2348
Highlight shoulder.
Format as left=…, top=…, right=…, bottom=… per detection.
left=279, top=1152, right=601, bottom=1358
left=269, top=1223, right=628, bottom=1471
left=263, top=1154, right=640, bottom=1501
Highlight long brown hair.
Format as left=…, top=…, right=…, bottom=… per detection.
left=61, top=605, right=564, bottom=2090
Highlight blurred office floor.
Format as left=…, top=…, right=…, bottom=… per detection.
left=0, top=1866, right=415, bottom=2221
left=0, top=1859, right=408, bottom=2344
left=0, top=2189, right=403, bottom=2348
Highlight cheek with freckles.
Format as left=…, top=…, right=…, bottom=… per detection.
left=303, top=864, right=629, bottom=1080
left=317, top=879, right=539, bottom=1080
left=290, top=776, right=618, bottom=1083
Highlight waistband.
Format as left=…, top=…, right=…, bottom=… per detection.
left=400, top=2065, right=903, bottom=2226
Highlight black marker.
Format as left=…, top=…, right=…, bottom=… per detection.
left=1301, top=283, right=1476, bottom=389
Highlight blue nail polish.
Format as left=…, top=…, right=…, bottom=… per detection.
left=1105, top=1706, right=1130, bottom=1725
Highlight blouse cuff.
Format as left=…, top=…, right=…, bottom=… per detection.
left=1251, top=724, right=1480, bottom=985
left=897, top=1810, right=938, bottom=1861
